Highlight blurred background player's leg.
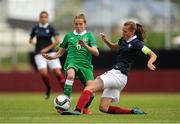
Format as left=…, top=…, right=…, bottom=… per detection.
left=47, top=53, right=65, bottom=90
left=35, top=54, right=51, bottom=99
left=39, top=69, right=51, bottom=99
left=52, top=68, right=65, bottom=89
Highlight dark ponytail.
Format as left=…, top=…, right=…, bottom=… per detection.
left=124, top=21, right=146, bottom=42
left=136, top=23, right=146, bottom=42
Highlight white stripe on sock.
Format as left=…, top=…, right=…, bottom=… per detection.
left=65, top=79, right=74, bottom=85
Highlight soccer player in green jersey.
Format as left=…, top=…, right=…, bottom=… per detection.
left=43, top=14, right=99, bottom=114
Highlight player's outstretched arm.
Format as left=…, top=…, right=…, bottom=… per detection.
left=86, top=46, right=99, bottom=56
left=42, top=48, right=66, bottom=60
left=78, top=40, right=99, bottom=56
left=147, top=50, right=157, bottom=71
left=99, top=33, right=119, bottom=50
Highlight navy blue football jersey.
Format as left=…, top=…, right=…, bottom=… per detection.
left=112, top=36, right=144, bottom=75
left=30, top=24, right=59, bottom=54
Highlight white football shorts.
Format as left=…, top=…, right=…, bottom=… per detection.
left=34, top=52, right=62, bottom=70
left=99, top=69, right=127, bottom=102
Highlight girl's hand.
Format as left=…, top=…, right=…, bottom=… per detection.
left=147, top=62, right=156, bottom=71
left=42, top=53, right=54, bottom=60
left=78, top=40, right=87, bottom=48
left=100, top=33, right=109, bottom=42
left=29, top=39, right=37, bottom=46
left=40, top=48, right=49, bottom=54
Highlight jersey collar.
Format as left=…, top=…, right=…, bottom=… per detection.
left=126, top=35, right=137, bottom=43
left=73, top=30, right=87, bottom=36
left=39, top=23, right=49, bottom=28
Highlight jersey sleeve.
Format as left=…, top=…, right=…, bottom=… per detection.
left=88, top=33, right=97, bottom=47
left=60, top=34, right=68, bottom=49
left=50, top=26, right=59, bottom=36
left=134, top=41, right=151, bottom=55
left=141, top=46, right=151, bottom=55
left=118, top=37, right=123, bottom=46
left=30, top=26, right=36, bottom=39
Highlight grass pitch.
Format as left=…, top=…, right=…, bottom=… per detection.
left=0, top=93, right=180, bottom=123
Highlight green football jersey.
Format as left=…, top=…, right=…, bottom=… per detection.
left=60, top=31, right=97, bottom=70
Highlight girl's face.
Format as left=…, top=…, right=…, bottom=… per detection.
left=39, top=13, right=48, bottom=25
left=74, top=18, right=86, bottom=33
left=122, top=25, right=134, bottom=41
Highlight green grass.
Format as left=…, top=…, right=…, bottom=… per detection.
left=0, top=93, right=180, bottom=123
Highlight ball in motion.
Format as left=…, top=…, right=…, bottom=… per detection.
left=54, top=94, right=71, bottom=111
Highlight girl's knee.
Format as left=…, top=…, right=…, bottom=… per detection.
left=66, top=74, right=74, bottom=80
left=99, top=104, right=109, bottom=113
left=99, top=98, right=112, bottom=113
left=67, top=69, right=75, bottom=80
left=52, top=68, right=61, bottom=75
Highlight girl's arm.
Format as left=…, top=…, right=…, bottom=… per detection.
left=29, top=27, right=36, bottom=45
left=40, top=35, right=60, bottom=54
left=78, top=40, right=99, bottom=56
left=147, top=50, right=157, bottom=71
left=29, top=37, right=36, bottom=46
left=42, top=48, right=66, bottom=60
left=100, top=33, right=119, bottom=50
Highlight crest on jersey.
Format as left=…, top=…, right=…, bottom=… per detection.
left=46, top=29, right=50, bottom=33
left=83, top=37, right=88, bottom=42
left=128, top=44, right=132, bottom=48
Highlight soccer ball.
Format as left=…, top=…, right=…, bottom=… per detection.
left=54, top=94, right=71, bottom=111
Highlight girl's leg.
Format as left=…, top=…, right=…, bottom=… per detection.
left=99, top=97, right=132, bottom=114
left=52, top=68, right=65, bottom=90
left=75, top=77, right=104, bottom=112
left=78, top=68, right=95, bottom=114
left=100, top=97, right=146, bottom=114
left=83, top=80, right=95, bottom=114
left=64, top=68, right=75, bottom=98
left=39, top=68, right=51, bottom=99
left=35, top=54, right=51, bottom=99
left=47, top=54, right=65, bottom=90
left=83, top=93, right=95, bottom=110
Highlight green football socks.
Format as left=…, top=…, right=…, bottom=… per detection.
left=64, top=80, right=74, bottom=98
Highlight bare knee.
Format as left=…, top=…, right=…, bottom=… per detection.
left=66, top=68, right=75, bottom=80
left=39, top=69, right=48, bottom=77
left=84, top=81, right=97, bottom=93
left=52, top=68, right=61, bottom=76
left=66, top=74, right=74, bottom=80
left=99, top=104, right=109, bottom=113
left=84, top=78, right=103, bottom=92
left=99, top=98, right=112, bottom=113
left=86, top=80, right=94, bottom=86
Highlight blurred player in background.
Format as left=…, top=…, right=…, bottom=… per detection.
left=43, top=14, right=99, bottom=114
left=61, top=21, right=157, bottom=115
left=29, top=11, right=65, bottom=99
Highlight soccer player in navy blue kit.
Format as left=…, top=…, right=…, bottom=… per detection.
left=61, top=21, right=157, bottom=115
left=29, top=11, right=65, bottom=99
